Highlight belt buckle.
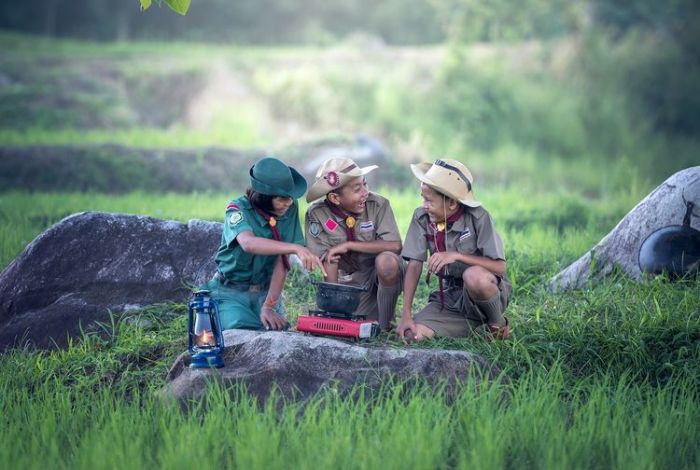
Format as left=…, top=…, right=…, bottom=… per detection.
left=249, top=284, right=261, bottom=293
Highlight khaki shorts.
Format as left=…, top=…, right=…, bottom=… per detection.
left=415, top=276, right=511, bottom=338
left=339, top=251, right=406, bottom=320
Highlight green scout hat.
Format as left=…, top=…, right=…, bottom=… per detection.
left=306, top=157, right=378, bottom=202
left=410, top=158, right=481, bottom=207
left=249, top=157, right=307, bottom=199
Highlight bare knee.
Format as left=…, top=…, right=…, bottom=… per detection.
left=462, top=266, right=498, bottom=300
left=376, top=252, right=400, bottom=284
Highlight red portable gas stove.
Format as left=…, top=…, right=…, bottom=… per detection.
left=296, top=281, right=380, bottom=340
left=297, top=310, right=380, bottom=339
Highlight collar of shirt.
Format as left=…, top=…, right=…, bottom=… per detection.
left=238, top=196, right=296, bottom=224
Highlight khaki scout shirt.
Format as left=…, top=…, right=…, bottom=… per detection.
left=401, top=205, right=506, bottom=280
left=305, top=192, right=401, bottom=274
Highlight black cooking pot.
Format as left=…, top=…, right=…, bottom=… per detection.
left=639, top=201, right=700, bottom=277
left=314, top=281, right=367, bottom=315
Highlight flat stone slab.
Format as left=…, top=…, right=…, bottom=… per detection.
left=163, top=329, right=503, bottom=405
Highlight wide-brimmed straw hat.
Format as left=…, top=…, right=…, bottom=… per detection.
left=249, top=157, right=307, bottom=199
left=306, top=157, right=378, bottom=202
left=410, top=158, right=481, bottom=207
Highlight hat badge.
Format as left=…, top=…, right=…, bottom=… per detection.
left=326, top=171, right=339, bottom=187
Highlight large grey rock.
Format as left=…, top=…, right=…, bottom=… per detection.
left=550, top=167, right=700, bottom=291
left=163, top=329, right=502, bottom=405
left=0, top=212, right=221, bottom=349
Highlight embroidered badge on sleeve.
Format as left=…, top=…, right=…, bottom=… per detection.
left=226, top=202, right=240, bottom=211
left=324, top=218, right=338, bottom=232
left=229, top=212, right=243, bottom=226
left=309, top=222, right=321, bottom=237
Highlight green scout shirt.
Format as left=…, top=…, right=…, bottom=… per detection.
left=215, top=195, right=304, bottom=285
left=401, top=205, right=506, bottom=280
left=305, top=192, right=401, bottom=274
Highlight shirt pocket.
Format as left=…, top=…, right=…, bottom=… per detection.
left=456, top=232, right=477, bottom=255
left=356, top=227, right=375, bottom=242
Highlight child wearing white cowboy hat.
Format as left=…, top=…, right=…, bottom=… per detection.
left=398, top=158, right=511, bottom=342
left=304, top=157, right=405, bottom=331
left=202, top=157, right=326, bottom=332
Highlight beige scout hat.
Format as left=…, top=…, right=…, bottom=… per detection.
left=306, top=157, right=378, bottom=202
left=410, top=158, right=481, bottom=207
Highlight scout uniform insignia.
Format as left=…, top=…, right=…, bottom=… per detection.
left=459, top=228, right=472, bottom=240
left=324, top=218, right=338, bottom=232
left=309, top=222, right=321, bottom=237
left=229, top=211, right=243, bottom=226
left=436, top=222, right=446, bottom=232
left=268, top=216, right=277, bottom=227
left=345, top=216, right=356, bottom=228
left=226, top=202, right=240, bottom=211
left=359, top=221, right=374, bottom=232
left=326, top=171, right=339, bottom=187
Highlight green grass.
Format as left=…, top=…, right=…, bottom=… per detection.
left=1, top=185, right=698, bottom=468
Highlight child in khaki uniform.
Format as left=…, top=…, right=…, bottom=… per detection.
left=397, top=159, right=511, bottom=342
left=305, top=158, right=404, bottom=331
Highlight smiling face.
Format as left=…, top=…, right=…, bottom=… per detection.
left=420, top=183, right=458, bottom=223
left=329, top=176, right=369, bottom=215
left=271, top=196, right=294, bottom=217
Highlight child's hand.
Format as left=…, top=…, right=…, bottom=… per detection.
left=427, top=251, right=460, bottom=274
left=295, top=247, right=328, bottom=277
left=396, top=316, right=418, bottom=345
left=326, top=243, right=349, bottom=264
left=260, top=306, right=289, bottom=331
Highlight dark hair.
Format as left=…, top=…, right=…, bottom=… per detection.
left=245, top=188, right=275, bottom=213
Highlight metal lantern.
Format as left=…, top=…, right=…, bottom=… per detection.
left=188, top=289, right=225, bottom=368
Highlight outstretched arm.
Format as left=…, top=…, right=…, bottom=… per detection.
left=396, top=259, right=423, bottom=344
left=260, top=255, right=290, bottom=331
left=325, top=240, right=402, bottom=264
left=236, top=230, right=327, bottom=276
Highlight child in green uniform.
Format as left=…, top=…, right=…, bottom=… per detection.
left=397, top=158, right=511, bottom=342
left=304, top=157, right=404, bottom=331
left=203, top=157, right=325, bottom=331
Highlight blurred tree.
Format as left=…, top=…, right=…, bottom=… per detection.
left=0, top=0, right=444, bottom=44
left=587, top=0, right=700, bottom=136
left=430, top=0, right=583, bottom=43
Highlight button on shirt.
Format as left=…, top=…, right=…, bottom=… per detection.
left=305, top=192, right=401, bottom=274
left=401, top=205, right=506, bottom=280
left=215, top=195, right=304, bottom=285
